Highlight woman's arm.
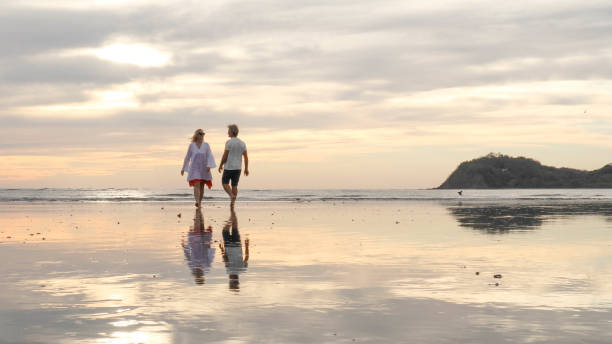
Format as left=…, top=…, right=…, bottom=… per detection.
left=181, top=144, right=192, bottom=175
left=206, top=144, right=217, bottom=168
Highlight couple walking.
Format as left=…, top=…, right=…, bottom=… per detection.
left=181, top=124, right=249, bottom=207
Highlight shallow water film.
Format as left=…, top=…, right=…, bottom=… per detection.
left=1, top=201, right=612, bottom=343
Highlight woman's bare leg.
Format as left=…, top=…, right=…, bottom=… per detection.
left=194, top=182, right=201, bottom=207
left=199, top=183, right=205, bottom=205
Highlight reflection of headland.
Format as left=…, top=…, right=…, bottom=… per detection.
left=182, top=208, right=215, bottom=284
left=449, top=202, right=612, bottom=233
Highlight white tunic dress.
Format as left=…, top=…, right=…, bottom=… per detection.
left=183, top=231, right=215, bottom=273
left=182, top=142, right=217, bottom=182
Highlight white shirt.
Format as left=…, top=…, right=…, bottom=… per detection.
left=224, top=137, right=246, bottom=170
left=183, top=142, right=217, bottom=181
left=225, top=245, right=247, bottom=274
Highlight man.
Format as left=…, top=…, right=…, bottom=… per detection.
left=218, top=124, right=249, bottom=202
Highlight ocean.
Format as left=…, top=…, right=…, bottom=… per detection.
left=2, top=188, right=612, bottom=203
left=2, top=189, right=612, bottom=343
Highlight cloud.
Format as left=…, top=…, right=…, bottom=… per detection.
left=1, top=0, right=612, bottom=187
left=0, top=8, right=117, bottom=57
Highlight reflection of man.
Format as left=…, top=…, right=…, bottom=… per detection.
left=219, top=205, right=249, bottom=291
left=182, top=208, right=215, bottom=284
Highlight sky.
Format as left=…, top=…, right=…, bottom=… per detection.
left=1, top=0, right=611, bottom=189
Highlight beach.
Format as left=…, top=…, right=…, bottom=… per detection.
left=1, top=199, right=612, bottom=343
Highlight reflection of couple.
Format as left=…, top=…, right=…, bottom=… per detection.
left=183, top=206, right=250, bottom=289
left=180, top=124, right=250, bottom=208
left=182, top=208, right=214, bottom=284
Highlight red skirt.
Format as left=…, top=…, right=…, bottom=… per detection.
left=189, top=179, right=212, bottom=189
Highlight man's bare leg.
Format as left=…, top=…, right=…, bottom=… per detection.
left=229, top=186, right=238, bottom=206
left=222, top=183, right=235, bottom=200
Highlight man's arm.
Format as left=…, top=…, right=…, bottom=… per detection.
left=243, top=151, right=249, bottom=176
left=218, top=242, right=228, bottom=262
left=218, top=150, right=229, bottom=173
left=244, top=238, right=250, bottom=262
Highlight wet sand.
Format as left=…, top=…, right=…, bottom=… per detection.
left=1, top=201, right=612, bottom=343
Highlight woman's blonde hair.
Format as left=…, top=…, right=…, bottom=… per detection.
left=191, top=129, right=205, bottom=142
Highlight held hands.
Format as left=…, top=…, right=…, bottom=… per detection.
left=218, top=166, right=223, bottom=173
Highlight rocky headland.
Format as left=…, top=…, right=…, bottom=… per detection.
left=438, top=153, right=612, bottom=189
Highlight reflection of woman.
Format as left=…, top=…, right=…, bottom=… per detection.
left=181, top=129, right=217, bottom=208
left=219, top=205, right=249, bottom=291
left=182, top=208, right=215, bottom=284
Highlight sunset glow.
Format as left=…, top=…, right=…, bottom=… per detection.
left=93, top=43, right=171, bottom=67
left=1, top=0, right=611, bottom=188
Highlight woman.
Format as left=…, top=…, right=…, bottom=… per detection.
left=181, top=129, right=217, bottom=207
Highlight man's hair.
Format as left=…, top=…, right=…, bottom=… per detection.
left=228, top=124, right=239, bottom=137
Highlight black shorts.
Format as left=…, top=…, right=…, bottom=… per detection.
left=222, top=227, right=241, bottom=244
left=222, top=169, right=241, bottom=186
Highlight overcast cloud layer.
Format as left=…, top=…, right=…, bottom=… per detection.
left=1, top=0, right=611, bottom=188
